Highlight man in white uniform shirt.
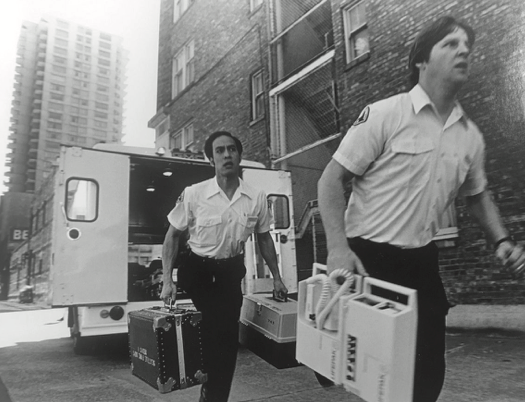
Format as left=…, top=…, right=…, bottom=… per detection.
left=161, top=131, right=288, bottom=402
left=318, top=16, right=524, bottom=402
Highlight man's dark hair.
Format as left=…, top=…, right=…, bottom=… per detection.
left=204, top=131, right=243, bottom=160
left=408, top=15, right=475, bottom=87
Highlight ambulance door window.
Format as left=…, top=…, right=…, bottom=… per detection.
left=267, top=195, right=290, bottom=229
left=65, top=178, right=99, bottom=222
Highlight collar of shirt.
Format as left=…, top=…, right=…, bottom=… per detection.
left=204, top=177, right=254, bottom=204
left=409, top=84, right=468, bottom=130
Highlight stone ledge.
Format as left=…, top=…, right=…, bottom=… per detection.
left=447, top=304, right=525, bottom=332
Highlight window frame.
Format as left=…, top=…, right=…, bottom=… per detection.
left=251, top=70, right=265, bottom=121
left=342, top=1, right=370, bottom=64
left=65, top=177, right=100, bottom=222
left=172, top=40, right=195, bottom=98
left=173, top=0, right=194, bottom=23
left=170, top=122, right=194, bottom=151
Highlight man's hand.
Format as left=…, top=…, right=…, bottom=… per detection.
left=273, top=278, right=288, bottom=301
left=496, top=241, right=525, bottom=277
left=160, top=281, right=178, bottom=305
left=327, top=245, right=368, bottom=276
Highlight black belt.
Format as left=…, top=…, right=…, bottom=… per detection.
left=189, top=251, right=244, bottom=267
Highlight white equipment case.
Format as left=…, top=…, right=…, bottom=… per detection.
left=239, top=293, right=299, bottom=368
left=296, top=264, right=418, bottom=402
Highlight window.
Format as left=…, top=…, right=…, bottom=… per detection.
left=49, top=102, right=64, bottom=111
left=47, top=131, right=61, bottom=140
left=251, top=70, right=265, bottom=120
left=54, top=46, right=67, bottom=55
left=55, top=38, right=68, bottom=47
left=155, top=116, right=170, bottom=139
left=53, top=55, right=66, bottom=64
left=48, top=112, right=62, bottom=120
left=100, top=32, right=112, bottom=41
left=95, top=111, right=108, bottom=119
left=250, top=0, right=263, bottom=12
left=94, top=120, right=107, bottom=128
left=52, top=65, right=67, bottom=74
left=65, top=178, right=98, bottom=222
left=98, top=76, right=110, bottom=85
left=56, top=29, right=69, bottom=38
left=343, top=1, right=369, bottom=63
left=95, top=101, right=108, bottom=110
left=93, top=129, right=106, bottom=137
left=99, top=49, right=111, bottom=58
left=96, top=93, right=109, bottom=102
left=48, top=121, right=62, bottom=130
left=99, top=41, right=111, bottom=50
left=172, top=40, right=194, bottom=98
left=98, top=58, right=110, bottom=67
left=170, top=122, right=194, bottom=150
left=50, top=83, right=65, bottom=92
left=267, top=195, right=290, bottom=229
left=97, top=85, right=109, bottom=92
left=51, top=74, right=66, bottom=83
left=173, top=0, right=193, bottom=22
left=50, top=93, right=64, bottom=102
left=98, top=67, right=110, bottom=76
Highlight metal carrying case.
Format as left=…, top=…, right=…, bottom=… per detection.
left=128, top=305, right=207, bottom=393
left=239, top=292, right=300, bottom=369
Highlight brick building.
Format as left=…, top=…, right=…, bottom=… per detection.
left=150, top=0, right=525, bottom=307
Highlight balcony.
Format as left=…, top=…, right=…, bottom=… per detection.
left=36, top=70, right=44, bottom=77
left=7, top=142, right=17, bottom=149
left=30, top=127, right=40, bottom=137
left=29, top=138, right=39, bottom=147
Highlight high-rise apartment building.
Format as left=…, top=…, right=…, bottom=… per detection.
left=5, top=16, right=128, bottom=193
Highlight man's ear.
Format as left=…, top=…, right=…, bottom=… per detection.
left=415, top=62, right=425, bottom=70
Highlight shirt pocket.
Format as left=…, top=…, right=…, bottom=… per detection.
left=391, top=137, right=434, bottom=188
left=195, top=216, right=222, bottom=246
left=237, top=215, right=258, bottom=243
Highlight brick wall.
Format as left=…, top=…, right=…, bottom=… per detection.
left=157, top=0, right=271, bottom=165
left=326, top=0, right=525, bottom=304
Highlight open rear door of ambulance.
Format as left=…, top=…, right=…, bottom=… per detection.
left=242, top=168, right=297, bottom=294
left=49, top=146, right=129, bottom=306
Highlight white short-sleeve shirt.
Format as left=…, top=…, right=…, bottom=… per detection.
left=167, top=177, right=272, bottom=259
left=333, top=84, right=487, bottom=248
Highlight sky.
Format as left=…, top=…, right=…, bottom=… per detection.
left=0, top=0, right=162, bottom=194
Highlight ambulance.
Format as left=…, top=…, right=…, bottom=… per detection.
left=44, top=144, right=297, bottom=354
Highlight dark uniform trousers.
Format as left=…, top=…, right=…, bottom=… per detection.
left=348, top=237, right=449, bottom=402
left=178, top=251, right=246, bottom=402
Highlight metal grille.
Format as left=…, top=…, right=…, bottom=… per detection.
left=270, top=0, right=333, bottom=85
left=272, top=0, right=326, bottom=34
left=272, top=62, right=338, bottom=157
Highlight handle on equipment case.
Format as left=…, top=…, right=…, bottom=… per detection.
left=363, top=277, right=417, bottom=309
left=315, top=269, right=354, bottom=330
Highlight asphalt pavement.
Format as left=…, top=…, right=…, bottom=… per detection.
left=0, top=301, right=524, bottom=402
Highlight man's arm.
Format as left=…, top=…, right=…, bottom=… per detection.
left=160, top=225, right=183, bottom=303
left=256, top=231, right=288, bottom=299
left=465, top=190, right=525, bottom=276
left=318, top=159, right=368, bottom=276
